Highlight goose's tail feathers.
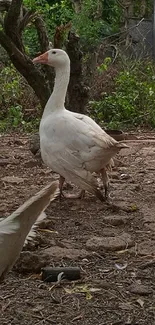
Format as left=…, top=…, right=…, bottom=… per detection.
left=116, top=141, right=130, bottom=149
left=69, top=170, right=105, bottom=202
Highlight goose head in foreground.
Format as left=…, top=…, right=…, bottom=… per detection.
left=33, top=49, right=128, bottom=202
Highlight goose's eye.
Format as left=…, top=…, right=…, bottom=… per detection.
left=52, top=51, right=56, bottom=54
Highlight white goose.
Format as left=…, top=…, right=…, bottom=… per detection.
left=0, top=181, right=58, bottom=282
left=33, top=49, right=127, bottom=201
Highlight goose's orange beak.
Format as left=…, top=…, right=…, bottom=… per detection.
left=33, top=52, right=48, bottom=64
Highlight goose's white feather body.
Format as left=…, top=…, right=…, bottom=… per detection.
left=40, top=108, right=120, bottom=191
left=33, top=49, right=127, bottom=197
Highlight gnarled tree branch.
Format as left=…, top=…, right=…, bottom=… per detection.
left=34, top=15, right=54, bottom=90
left=4, top=0, right=24, bottom=51
left=0, top=0, right=11, bottom=11
left=0, top=0, right=89, bottom=114
left=0, top=28, right=51, bottom=108
left=0, top=0, right=53, bottom=107
left=5, top=0, right=23, bottom=27
left=19, top=9, right=36, bottom=32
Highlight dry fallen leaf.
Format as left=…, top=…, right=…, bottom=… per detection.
left=115, top=262, right=128, bottom=270
left=136, top=298, right=144, bottom=308
left=64, top=284, right=101, bottom=300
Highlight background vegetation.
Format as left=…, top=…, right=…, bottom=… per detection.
left=0, top=0, right=154, bottom=132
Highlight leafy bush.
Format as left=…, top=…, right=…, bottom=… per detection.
left=0, top=64, right=40, bottom=132
left=0, top=65, right=22, bottom=118
left=73, top=0, right=122, bottom=49
left=23, top=0, right=74, bottom=56
left=23, top=0, right=122, bottom=53
left=90, top=61, right=155, bottom=129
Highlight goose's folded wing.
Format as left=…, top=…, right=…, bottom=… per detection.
left=41, top=113, right=128, bottom=198
left=72, top=112, right=108, bottom=133
left=72, top=112, right=128, bottom=150
left=42, top=113, right=121, bottom=175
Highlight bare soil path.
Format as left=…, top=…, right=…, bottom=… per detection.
left=0, top=132, right=155, bottom=325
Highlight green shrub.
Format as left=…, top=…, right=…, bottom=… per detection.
left=90, top=61, right=155, bottom=129
left=73, top=0, right=122, bottom=49
left=23, top=0, right=74, bottom=57
left=0, top=65, right=22, bottom=111
left=0, top=64, right=40, bottom=133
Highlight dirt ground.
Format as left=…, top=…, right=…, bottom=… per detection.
left=0, top=132, right=155, bottom=325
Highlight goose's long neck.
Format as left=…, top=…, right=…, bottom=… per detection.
left=44, top=63, right=70, bottom=115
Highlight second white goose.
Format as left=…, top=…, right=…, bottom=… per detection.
left=33, top=49, right=128, bottom=201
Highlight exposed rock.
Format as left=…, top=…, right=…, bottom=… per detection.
left=0, top=159, right=11, bottom=166
left=61, top=239, right=79, bottom=249
left=0, top=203, right=8, bottom=213
left=43, top=246, right=90, bottom=260
left=86, top=233, right=133, bottom=252
left=1, top=176, right=25, bottom=184
left=92, top=279, right=114, bottom=289
left=142, top=207, right=155, bottom=223
left=29, top=133, right=40, bottom=155
left=119, top=302, right=133, bottom=310
left=139, top=147, right=155, bottom=157
left=106, top=202, right=138, bottom=213
left=14, top=251, right=50, bottom=274
left=102, top=215, right=133, bottom=226
left=145, top=223, right=155, bottom=232
left=137, top=240, right=155, bottom=256
left=110, top=172, right=120, bottom=179
left=118, top=145, right=140, bottom=157
left=113, top=158, right=124, bottom=167
left=14, top=139, right=25, bottom=146
left=24, top=160, right=40, bottom=168
left=128, top=283, right=152, bottom=295
left=98, top=228, right=119, bottom=237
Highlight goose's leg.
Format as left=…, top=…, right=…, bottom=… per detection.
left=59, top=175, right=65, bottom=199
left=59, top=176, right=85, bottom=199
left=100, top=168, right=109, bottom=199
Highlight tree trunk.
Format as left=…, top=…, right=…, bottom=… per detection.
left=0, top=1, right=90, bottom=155
left=0, top=0, right=53, bottom=109
left=66, top=32, right=89, bottom=113
left=0, top=30, right=50, bottom=108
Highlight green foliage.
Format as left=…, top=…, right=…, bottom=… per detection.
left=0, top=64, right=40, bottom=133
left=0, top=106, right=40, bottom=132
left=0, top=104, right=24, bottom=132
left=134, top=0, right=153, bottom=18
left=73, top=0, right=122, bottom=48
left=102, top=0, right=122, bottom=30
left=90, top=61, right=155, bottom=129
left=0, top=65, right=22, bottom=115
left=23, top=27, right=39, bottom=57
left=23, top=0, right=122, bottom=53
left=23, top=0, right=73, bottom=56
left=97, top=57, right=112, bottom=72
left=0, top=105, right=39, bottom=131
left=8, top=105, right=24, bottom=128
